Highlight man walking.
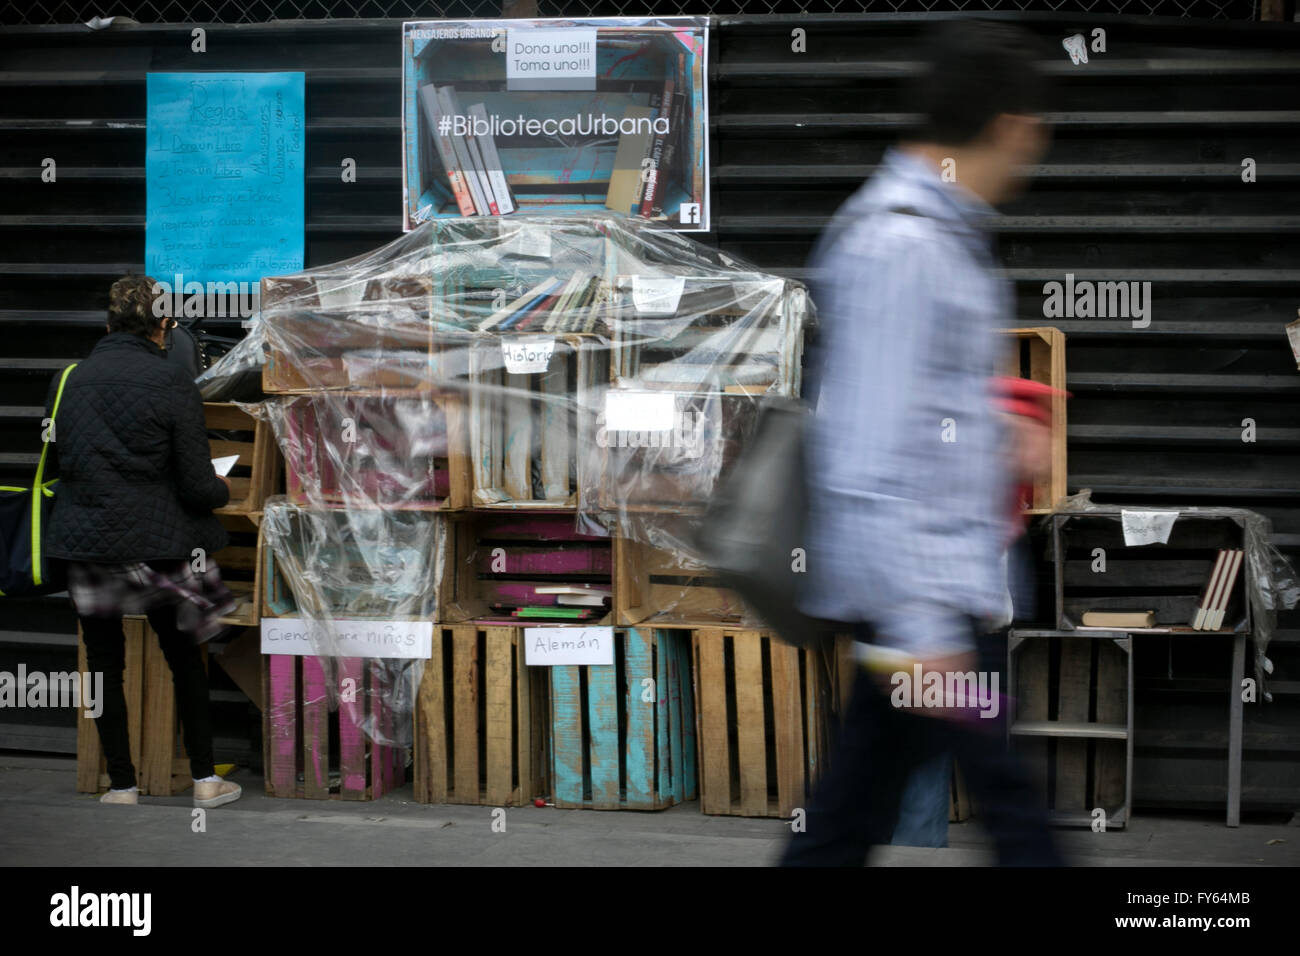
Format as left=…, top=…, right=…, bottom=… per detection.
left=784, top=21, right=1063, bottom=866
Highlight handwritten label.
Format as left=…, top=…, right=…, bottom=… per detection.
left=632, top=276, right=686, bottom=316
left=261, top=618, right=433, bottom=659
left=506, top=27, right=597, bottom=91
left=502, top=335, right=555, bottom=374
left=524, top=626, right=613, bottom=666
left=605, top=390, right=675, bottom=432
left=1121, top=510, right=1180, bottom=546
left=146, top=72, right=305, bottom=283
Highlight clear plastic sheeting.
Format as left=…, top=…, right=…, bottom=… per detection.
left=1053, top=490, right=1300, bottom=698
left=198, top=213, right=811, bottom=745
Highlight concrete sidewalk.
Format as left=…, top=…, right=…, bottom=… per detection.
left=2, top=755, right=1296, bottom=866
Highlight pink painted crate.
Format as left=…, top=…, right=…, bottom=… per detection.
left=262, top=655, right=405, bottom=800
left=438, top=511, right=614, bottom=625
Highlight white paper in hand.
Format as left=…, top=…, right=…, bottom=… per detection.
left=211, top=455, right=240, bottom=477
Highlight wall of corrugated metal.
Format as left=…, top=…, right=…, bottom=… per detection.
left=2, top=14, right=1298, bottom=809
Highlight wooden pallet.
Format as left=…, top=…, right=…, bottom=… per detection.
left=614, top=533, right=755, bottom=629
left=205, top=401, right=282, bottom=516
left=413, top=625, right=547, bottom=806
left=468, top=334, right=607, bottom=508
left=996, top=326, right=1067, bottom=515
left=281, top=391, right=470, bottom=511
left=438, top=511, right=613, bottom=625
left=75, top=618, right=204, bottom=796
left=693, top=629, right=832, bottom=818
left=262, top=654, right=406, bottom=800
left=1008, top=630, right=1132, bottom=828
left=548, top=627, right=696, bottom=810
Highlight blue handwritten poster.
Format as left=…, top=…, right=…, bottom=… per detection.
left=146, top=72, right=305, bottom=284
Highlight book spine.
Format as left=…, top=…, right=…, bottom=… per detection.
left=465, top=134, right=499, bottom=216
left=438, top=86, right=490, bottom=216
left=653, top=53, right=688, bottom=218
left=639, top=73, right=675, bottom=217
left=418, top=85, right=475, bottom=217
left=468, top=103, right=516, bottom=215
left=629, top=91, right=662, bottom=213
left=1211, top=549, right=1244, bottom=630
left=1195, top=549, right=1228, bottom=630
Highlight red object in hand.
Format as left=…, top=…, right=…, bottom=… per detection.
left=533, top=798, right=546, bottom=807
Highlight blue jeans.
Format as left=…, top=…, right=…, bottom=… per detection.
left=890, top=752, right=951, bottom=848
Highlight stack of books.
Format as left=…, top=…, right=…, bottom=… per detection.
left=419, top=84, right=516, bottom=217
left=1191, top=548, right=1244, bottom=631
left=492, top=586, right=612, bottom=622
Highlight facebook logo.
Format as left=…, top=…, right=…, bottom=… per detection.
left=679, top=202, right=701, bottom=225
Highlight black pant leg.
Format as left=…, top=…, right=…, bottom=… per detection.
left=79, top=615, right=137, bottom=790
left=146, top=604, right=216, bottom=780
left=781, top=666, right=944, bottom=866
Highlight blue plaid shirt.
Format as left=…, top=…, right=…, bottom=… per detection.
left=799, top=149, right=1015, bottom=658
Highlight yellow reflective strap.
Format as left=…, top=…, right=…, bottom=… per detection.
left=31, top=363, right=77, bottom=587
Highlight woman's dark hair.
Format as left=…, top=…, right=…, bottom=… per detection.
left=908, top=21, right=1052, bottom=147
left=107, top=274, right=163, bottom=337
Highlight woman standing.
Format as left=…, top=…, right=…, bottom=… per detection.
left=45, top=275, right=242, bottom=808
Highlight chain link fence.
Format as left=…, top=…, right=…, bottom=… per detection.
left=0, top=0, right=1261, bottom=24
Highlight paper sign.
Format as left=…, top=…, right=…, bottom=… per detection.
left=146, top=72, right=305, bottom=283
left=260, top=618, right=433, bottom=659
left=1121, top=510, right=1180, bottom=546
left=502, top=336, right=555, bottom=374
left=524, top=626, right=613, bottom=666
left=211, top=455, right=240, bottom=477
left=605, top=390, right=675, bottom=431
left=506, top=27, right=597, bottom=91
left=632, top=276, right=686, bottom=316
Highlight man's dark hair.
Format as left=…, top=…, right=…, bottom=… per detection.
left=908, top=21, right=1052, bottom=147
left=107, top=274, right=161, bottom=337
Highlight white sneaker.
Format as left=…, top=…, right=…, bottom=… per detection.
left=100, top=788, right=139, bottom=805
left=193, top=779, right=242, bottom=809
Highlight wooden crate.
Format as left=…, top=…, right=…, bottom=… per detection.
left=439, top=511, right=613, bottom=625
left=260, top=506, right=441, bottom=620
left=597, top=389, right=761, bottom=514
left=205, top=402, right=281, bottom=515
left=260, top=273, right=436, bottom=393
left=614, top=534, right=755, bottom=629
left=829, top=635, right=970, bottom=823
left=214, top=512, right=262, bottom=627
left=262, top=654, right=406, bottom=800
left=996, top=326, right=1067, bottom=515
left=609, top=276, right=808, bottom=397
left=1008, top=630, right=1132, bottom=828
left=693, top=629, right=832, bottom=818
left=75, top=618, right=205, bottom=796
left=281, top=391, right=470, bottom=511
left=548, top=627, right=696, bottom=810
left=468, top=334, right=608, bottom=508
left=1052, top=511, right=1251, bottom=633
left=413, top=625, right=547, bottom=806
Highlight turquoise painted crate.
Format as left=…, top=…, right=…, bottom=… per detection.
left=548, top=627, right=696, bottom=810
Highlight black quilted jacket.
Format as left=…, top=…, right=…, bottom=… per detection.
left=43, top=332, right=230, bottom=562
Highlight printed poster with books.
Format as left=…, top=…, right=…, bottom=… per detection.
left=401, top=16, right=710, bottom=232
